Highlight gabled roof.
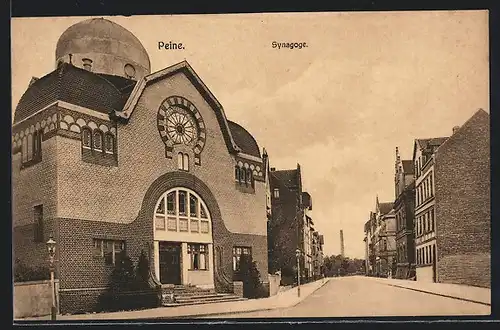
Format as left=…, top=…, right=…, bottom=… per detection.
left=413, top=136, right=449, bottom=160
left=435, top=109, right=489, bottom=155
left=115, top=60, right=242, bottom=155
left=272, top=169, right=299, bottom=189
left=14, top=63, right=136, bottom=124
left=378, top=202, right=394, bottom=215
left=402, top=160, right=414, bottom=174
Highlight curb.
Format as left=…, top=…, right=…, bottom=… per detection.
left=289, top=278, right=330, bottom=308
left=16, top=280, right=331, bottom=321
left=385, top=284, right=491, bottom=307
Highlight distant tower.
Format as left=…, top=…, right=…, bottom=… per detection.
left=340, top=229, right=345, bottom=258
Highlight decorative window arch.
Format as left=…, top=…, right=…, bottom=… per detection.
left=22, top=137, right=28, bottom=162
left=27, top=133, right=33, bottom=161
left=82, top=127, right=92, bottom=149
left=177, top=152, right=189, bottom=171
left=93, top=130, right=103, bottom=151
left=246, top=168, right=253, bottom=187
left=154, top=188, right=211, bottom=234
left=105, top=133, right=114, bottom=154
left=235, top=165, right=241, bottom=182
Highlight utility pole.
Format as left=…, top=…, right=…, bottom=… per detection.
left=340, top=229, right=345, bottom=258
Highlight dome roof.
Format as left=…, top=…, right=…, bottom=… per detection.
left=55, top=18, right=150, bottom=76
left=227, top=120, right=261, bottom=158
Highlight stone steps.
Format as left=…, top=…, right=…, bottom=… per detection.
left=163, top=295, right=247, bottom=307
left=161, top=284, right=246, bottom=307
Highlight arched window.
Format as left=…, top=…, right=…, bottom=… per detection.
left=105, top=134, right=114, bottom=154
left=33, top=131, right=38, bottom=159
left=183, top=154, right=189, bottom=171
left=246, top=169, right=252, bottom=186
left=177, top=152, right=190, bottom=171
left=235, top=165, right=240, bottom=182
left=82, top=128, right=92, bottom=149
left=27, top=134, right=33, bottom=161
left=154, top=188, right=211, bottom=235
left=22, top=137, right=28, bottom=162
left=240, top=168, right=246, bottom=183
left=93, top=131, right=103, bottom=151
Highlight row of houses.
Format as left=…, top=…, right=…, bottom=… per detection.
left=264, top=158, right=325, bottom=285
left=363, top=109, right=490, bottom=288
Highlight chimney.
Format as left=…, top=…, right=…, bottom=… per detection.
left=452, top=126, right=460, bottom=135
left=82, top=58, right=93, bottom=71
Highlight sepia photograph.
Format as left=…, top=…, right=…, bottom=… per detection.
left=11, top=10, right=491, bottom=321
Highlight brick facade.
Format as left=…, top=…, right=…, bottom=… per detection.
left=434, top=110, right=490, bottom=288
left=13, top=64, right=269, bottom=313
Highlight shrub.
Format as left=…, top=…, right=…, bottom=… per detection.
left=14, top=258, right=50, bottom=282
left=238, top=254, right=268, bottom=299
left=97, top=250, right=158, bottom=312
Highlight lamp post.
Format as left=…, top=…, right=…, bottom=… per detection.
left=295, top=248, right=301, bottom=298
left=46, top=237, right=57, bottom=321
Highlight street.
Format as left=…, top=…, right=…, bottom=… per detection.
left=199, top=277, right=491, bottom=318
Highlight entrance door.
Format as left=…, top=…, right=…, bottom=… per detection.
left=159, top=242, right=182, bottom=285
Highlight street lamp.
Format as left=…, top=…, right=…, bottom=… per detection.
left=46, top=237, right=57, bottom=321
left=295, top=248, right=301, bottom=297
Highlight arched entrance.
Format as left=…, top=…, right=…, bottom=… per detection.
left=152, top=187, right=214, bottom=289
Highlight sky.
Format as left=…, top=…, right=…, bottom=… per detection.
left=11, top=11, right=489, bottom=259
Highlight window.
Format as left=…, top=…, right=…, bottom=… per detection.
left=93, top=131, right=103, bottom=151
left=33, top=205, right=44, bottom=242
left=178, top=191, right=187, bottom=216
left=32, top=131, right=42, bottom=161
left=188, top=244, right=208, bottom=270
left=246, top=169, right=253, bottom=187
left=240, top=169, right=246, bottom=183
left=430, top=174, right=434, bottom=197
left=82, top=128, right=92, bottom=149
left=154, top=188, right=211, bottom=234
left=273, top=188, right=280, bottom=198
left=177, top=152, right=189, bottom=171
left=22, top=137, right=28, bottom=162
left=235, top=166, right=241, bottom=182
left=232, top=246, right=252, bottom=272
left=93, top=238, right=125, bottom=265
left=105, top=134, right=114, bottom=154
left=430, top=209, right=435, bottom=231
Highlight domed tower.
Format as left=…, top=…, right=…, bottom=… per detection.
left=55, top=17, right=151, bottom=80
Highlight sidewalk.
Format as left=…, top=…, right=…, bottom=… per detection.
left=16, top=278, right=330, bottom=321
left=361, top=276, right=491, bottom=306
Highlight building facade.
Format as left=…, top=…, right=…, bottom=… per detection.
left=311, top=231, right=325, bottom=280
left=413, top=109, right=490, bottom=287
left=12, top=18, right=269, bottom=313
left=267, top=164, right=317, bottom=284
left=393, top=148, right=416, bottom=279
left=413, top=136, right=448, bottom=283
left=372, top=199, right=396, bottom=277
